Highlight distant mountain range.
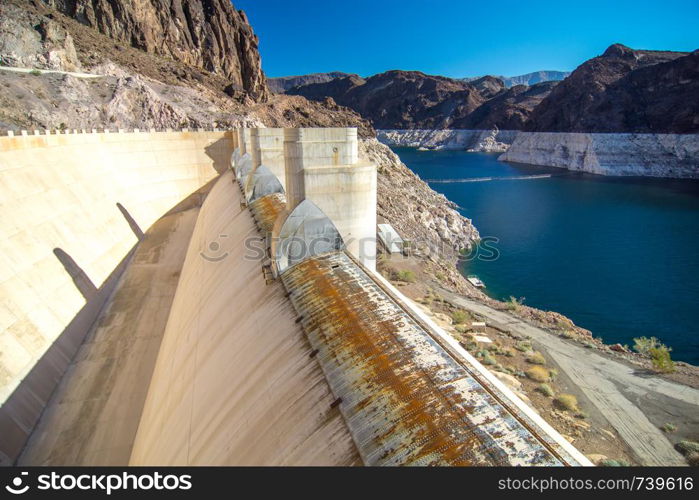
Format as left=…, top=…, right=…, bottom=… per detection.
left=271, top=45, right=699, bottom=133
left=462, top=70, right=570, bottom=88
left=268, top=72, right=355, bottom=93
left=268, top=70, right=568, bottom=94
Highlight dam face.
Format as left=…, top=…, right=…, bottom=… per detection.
left=0, top=129, right=233, bottom=464
left=0, top=127, right=589, bottom=466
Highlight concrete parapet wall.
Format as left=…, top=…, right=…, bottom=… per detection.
left=0, top=130, right=233, bottom=464
left=250, top=128, right=285, bottom=186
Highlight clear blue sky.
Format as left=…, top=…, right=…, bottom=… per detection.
left=234, top=0, right=699, bottom=78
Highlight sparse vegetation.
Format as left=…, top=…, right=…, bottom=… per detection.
left=633, top=336, right=661, bottom=356
left=649, top=346, right=674, bottom=373
left=537, top=384, right=555, bottom=397
left=600, top=459, right=631, bottom=467
left=396, top=270, right=416, bottom=283
left=481, top=353, right=496, bottom=366
left=676, top=440, right=699, bottom=455
left=29, top=69, right=42, bottom=76
left=505, top=296, right=524, bottom=311
left=660, top=423, right=677, bottom=433
left=450, top=309, right=469, bottom=325
left=527, top=351, right=546, bottom=365
left=554, top=393, right=579, bottom=412
left=515, top=341, right=532, bottom=353
left=525, top=366, right=550, bottom=382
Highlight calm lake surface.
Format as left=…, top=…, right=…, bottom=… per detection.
left=392, top=147, right=699, bottom=364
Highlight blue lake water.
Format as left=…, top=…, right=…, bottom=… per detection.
left=392, top=147, right=699, bottom=364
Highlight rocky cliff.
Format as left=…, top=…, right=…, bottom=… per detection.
left=526, top=44, right=697, bottom=133
left=40, top=0, right=268, bottom=100
left=378, top=129, right=518, bottom=150
left=499, top=132, right=699, bottom=178
left=456, top=82, right=558, bottom=130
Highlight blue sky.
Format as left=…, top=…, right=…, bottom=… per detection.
left=234, top=0, right=699, bottom=78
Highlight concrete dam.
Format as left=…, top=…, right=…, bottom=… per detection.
left=0, top=127, right=591, bottom=466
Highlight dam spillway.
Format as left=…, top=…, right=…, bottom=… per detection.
left=0, top=127, right=590, bottom=466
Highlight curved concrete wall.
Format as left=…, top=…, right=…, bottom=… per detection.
left=0, top=130, right=232, bottom=463
left=129, top=172, right=360, bottom=465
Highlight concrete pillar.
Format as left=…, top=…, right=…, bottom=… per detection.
left=283, top=128, right=377, bottom=270
left=236, top=128, right=252, bottom=155
left=250, top=128, right=285, bottom=187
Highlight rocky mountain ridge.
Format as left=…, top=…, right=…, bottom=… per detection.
left=284, top=44, right=698, bottom=133
left=288, top=70, right=490, bottom=129
left=463, top=70, right=570, bottom=88
left=268, top=72, right=355, bottom=93
left=526, top=44, right=698, bottom=133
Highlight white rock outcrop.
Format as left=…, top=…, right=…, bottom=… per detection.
left=499, top=132, right=699, bottom=178
left=378, top=129, right=518, bottom=150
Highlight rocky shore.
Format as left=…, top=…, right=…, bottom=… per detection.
left=378, top=129, right=699, bottom=179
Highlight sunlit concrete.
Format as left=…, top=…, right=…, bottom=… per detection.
left=0, top=130, right=233, bottom=464
left=282, top=128, right=377, bottom=270
left=129, top=171, right=360, bottom=465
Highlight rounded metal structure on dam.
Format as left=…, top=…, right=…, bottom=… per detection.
left=244, top=164, right=285, bottom=203
left=234, top=152, right=253, bottom=182
left=272, top=199, right=345, bottom=274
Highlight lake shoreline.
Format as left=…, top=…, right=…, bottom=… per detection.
left=379, top=129, right=699, bottom=179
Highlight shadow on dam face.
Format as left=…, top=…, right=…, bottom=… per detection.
left=52, top=248, right=99, bottom=301
left=116, top=203, right=145, bottom=241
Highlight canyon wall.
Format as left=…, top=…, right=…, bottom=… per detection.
left=500, top=132, right=699, bottom=178
left=377, top=129, right=518, bottom=150
left=41, top=0, right=268, bottom=100
left=379, top=129, right=699, bottom=179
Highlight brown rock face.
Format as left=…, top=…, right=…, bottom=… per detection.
left=289, top=70, right=486, bottom=129
left=526, top=44, right=697, bottom=133
left=42, top=0, right=267, bottom=100
left=456, top=81, right=558, bottom=130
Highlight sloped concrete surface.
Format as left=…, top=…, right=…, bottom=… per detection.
left=130, top=171, right=360, bottom=465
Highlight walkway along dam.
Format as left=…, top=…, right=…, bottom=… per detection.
left=0, top=127, right=591, bottom=466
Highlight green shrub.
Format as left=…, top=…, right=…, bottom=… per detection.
left=554, top=393, right=579, bottom=412
left=29, top=69, right=42, bottom=76
left=396, top=270, right=416, bottom=283
left=525, top=366, right=550, bottom=382
left=633, top=336, right=661, bottom=356
left=505, top=296, right=524, bottom=311
left=501, top=348, right=514, bottom=357
left=451, top=309, right=469, bottom=325
left=482, top=353, right=496, bottom=366
left=676, top=441, right=699, bottom=456
left=527, top=351, right=546, bottom=365
left=649, top=346, right=674, bottom=373
left=600, top=459, right=631, bottom=467
left=537, top=384, right=554, bottom=397
left=661, top=423, right=677, bottom=433
left=515, top=341, right=532, bottom=353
